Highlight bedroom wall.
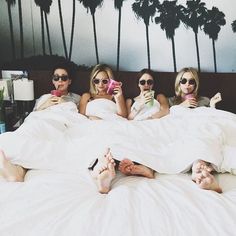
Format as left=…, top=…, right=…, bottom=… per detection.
left=0, top=0, right=236, bottom=72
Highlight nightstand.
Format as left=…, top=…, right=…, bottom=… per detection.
left=4, top=101, right=34, bottom=131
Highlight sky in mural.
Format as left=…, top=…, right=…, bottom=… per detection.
left=0, top=0, right=236, bottom=72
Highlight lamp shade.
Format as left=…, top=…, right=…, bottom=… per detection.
left=13, top=79, right=34, bottom=101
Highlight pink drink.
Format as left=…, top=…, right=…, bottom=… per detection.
left=184, top=94, right=195, bottom=100
left=107, top=79, right=121, bottom=95
left=51, top=90, right=62, bottom=97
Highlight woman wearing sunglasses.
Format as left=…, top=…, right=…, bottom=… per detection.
left=168, top=67, right=221, bottom=108
left=126, top=68, right=169, bottom=120
left=168, top=67, right=223, bottom=193
left=79, top=64, right=127, bottom=120
left=34, top=63, right=80, bottom=111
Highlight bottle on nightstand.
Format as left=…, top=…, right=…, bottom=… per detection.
left=0, top=107, right=6, bottom=134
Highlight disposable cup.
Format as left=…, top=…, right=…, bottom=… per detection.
left=147, top=90, right=154, bottom=107
left=51, top=90, right=62, bottom=97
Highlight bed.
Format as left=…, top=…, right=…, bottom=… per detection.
left=0, top=70, right=236, bottom=236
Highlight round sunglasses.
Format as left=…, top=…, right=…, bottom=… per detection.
left=180, top=78, right=196, bottom=85
left=93, top=78, right=109, bottom=85
left=139, top=79, right=154, bottom=86
left=52, top=75, right=69, bottom=81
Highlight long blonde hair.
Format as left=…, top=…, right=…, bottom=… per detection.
left=174, top=67, right=199, bottom=103
left=89, top=64, right=114, bottom=95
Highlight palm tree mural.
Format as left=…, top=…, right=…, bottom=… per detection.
left=155, top=0, right=184, bottom=72
left=232, top=20, right=236, bottom=33
left=114, top=0, right=126, bottom=71
left=5, top=0, right=16, bottom=60
left=34, top=0, right=53, bottom=56
left=69, top=0, right=76, bottom=60
left=203, top=7, right=226, bottom=73
left=58, top=0, right=68, bottom=59
left=183, top=0, right=208, bottom=72
left=132, top=0, right=157, bottom=69
left=79, top=0, right=104, bottom=64
left=18, top=0, right=24, bottom=58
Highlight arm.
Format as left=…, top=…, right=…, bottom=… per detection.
left=150, top=94, right=169, bottom=119
left=113, top=86, right=128, bottom=118
left=35, top=95, right=64, bottom=111
left=209, top=92, right=222, bottom=108
left=79, top=93, right=90, bottom=115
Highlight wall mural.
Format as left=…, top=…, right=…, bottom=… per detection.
left=0, top=0, right=236, bottom=72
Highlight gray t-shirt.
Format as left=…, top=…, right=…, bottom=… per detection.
left=168, top=96, right=210, bottom=107
left=33, top=92, right=81, bottom=111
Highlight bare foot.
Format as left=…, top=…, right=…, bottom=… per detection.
left=119, top=159, right=154, bottom=179
left=91, top=149, right=116, bottom=194
left=192, top=160, right=213, bottom=181
left=90, top=148, right=114, bottom=178
left=0, top=149, right=26, bottom=182
left=97, top=161, right=116, bottom=194
left=194, top=170, right=222, bottom=193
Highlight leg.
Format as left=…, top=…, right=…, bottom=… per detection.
left=0, top=150, right=26, bottom=182
left=195, top=170, right=222, bottom=193
left=90, top=148, right=116, bottom=194
left=119, top=159, right=155, bottom=179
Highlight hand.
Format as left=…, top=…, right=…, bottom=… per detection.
left=143, top=90, right=154, bottom=104
left=50, top=95, right=63, bottom=105
left=210, top=92, right=222, bottom=108
left=132, top=91, right=152, bottom=112
left=113, top=83, right=123, bottom=99
left=180, top=98, right=198, bottom=108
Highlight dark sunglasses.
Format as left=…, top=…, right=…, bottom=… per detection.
left=93, top=78, right=109, bottom=85
left=52, top=75, right=69, bottom=81
left=139, top=79, right=154, bottom=86
left=180, top=78, right=196, bottom=85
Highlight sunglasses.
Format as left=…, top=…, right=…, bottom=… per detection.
left=139, top=79, right=154, bottom=86
left=180, top=78, right=196, bottom=85
left=52, top=75, right=69, bottom=81
left=93, top=78, right=109, bottom=85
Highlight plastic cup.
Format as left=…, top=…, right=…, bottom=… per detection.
left=107, top=79, right=122, bottom=95
left=184, top=94, right=195, bottom=100
left=51, top=90, right=62, bottom=97
left=147, top=90, right=154, bottom=107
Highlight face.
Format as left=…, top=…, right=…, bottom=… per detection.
left=52, top=68, right=71, bottom=92
left=179, top=72, right=196, bottom=95
left=138, top=73, right=154, bottom=92
left=92, top=71, right=110, bottom=94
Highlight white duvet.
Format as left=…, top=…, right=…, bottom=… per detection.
left=0, top=102, right=236, bottom=236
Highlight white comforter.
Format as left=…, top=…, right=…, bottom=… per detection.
left=0, top=103, right=236, bottom=236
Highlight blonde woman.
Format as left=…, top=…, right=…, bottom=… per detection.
left=168, top=67, right=222, bottom=193
left=168, top=67, right=221, bottom=108
left=79, top=64, right=127, bottom=120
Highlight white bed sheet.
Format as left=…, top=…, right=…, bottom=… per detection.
left=0, top=170, right=236, bottom=236
left=0, top=103, right=236, bottom=235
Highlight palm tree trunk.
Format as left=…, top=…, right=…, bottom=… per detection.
left=194, top=32, right=200, bottom=72
left=58, top=0, right=68, bottom=59
left=18, top=0, right=24, bottom=58
left=212, top=39, right=217, bottom=73
left=40, top=8, right=45, bottom=55
left=44, top=12, right=52, bottom=55
left=171, top=36, right=177, bottom=72
left=92, top=13, right=99, bottom=64
left=145, top=24, right=151, bottom=69
left=69, top=0, right=76, bottom=60
left=7, top=2, right=16, bottom=60
left=116, top=8, right=122, bottom=72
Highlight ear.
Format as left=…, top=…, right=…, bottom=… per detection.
left=68, top=79, right=72, bottom=85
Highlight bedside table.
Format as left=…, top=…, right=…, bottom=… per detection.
left=4, top=101, right=34, bottom=131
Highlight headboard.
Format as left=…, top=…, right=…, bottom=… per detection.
left=28, top=70, right=236, bottom=114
